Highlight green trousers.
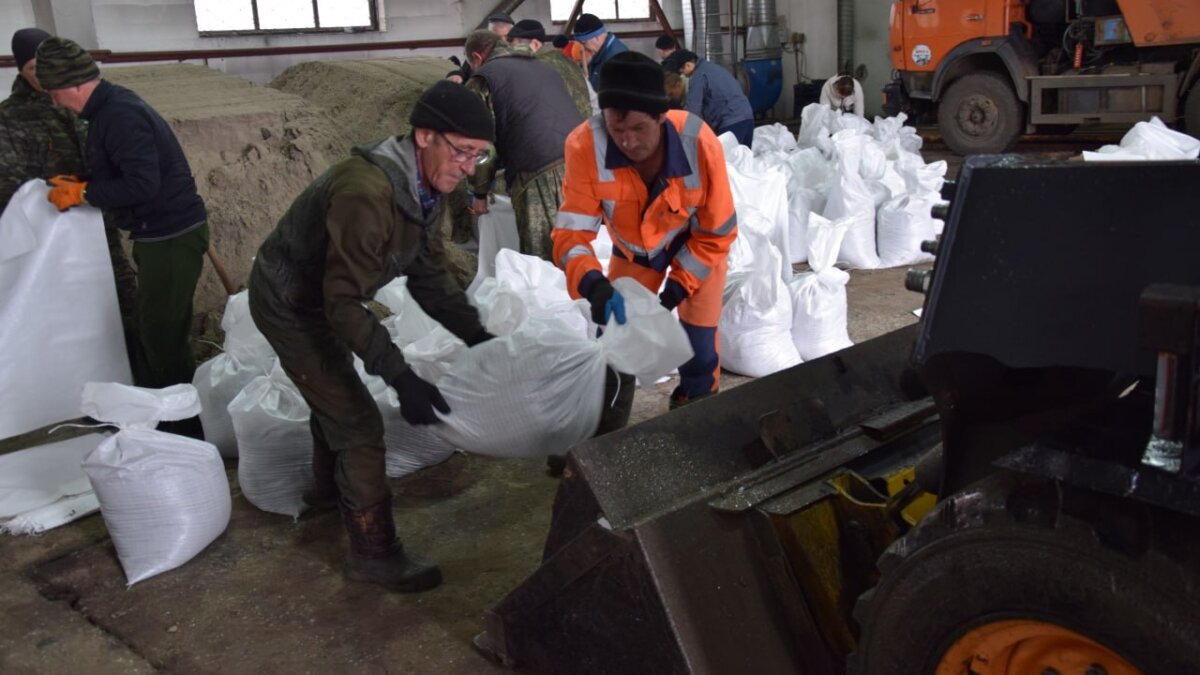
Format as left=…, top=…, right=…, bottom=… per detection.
left=510, top=160, right=566, bottom=261
left=130, top=223, right=208, bottom=389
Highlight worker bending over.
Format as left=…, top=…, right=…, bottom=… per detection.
left=820, top=74, right=865, bottom=118
left=553, top=52, right=737, bottom=412
left=574, top=14, right=628, bottom=90
left=248, top=82, right=496, bottom=593
left=464, top=30, right=582, bottom=260
left=664, top=50, right=755, bottom=147
left=38, top=37, right=208, bottom=438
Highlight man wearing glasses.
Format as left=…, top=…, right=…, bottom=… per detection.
left=247, top=81, right=496, bottom=593
left=463, top=29, right=583, bottom=260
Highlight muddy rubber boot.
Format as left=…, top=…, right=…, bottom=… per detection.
left=340, top=498, right=443, bottom=593
left=301, top=443, right=340, bottom=513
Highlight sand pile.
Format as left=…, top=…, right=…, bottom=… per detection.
left=104, top=64, right=353, bottom=323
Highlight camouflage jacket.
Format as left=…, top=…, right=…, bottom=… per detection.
left=535, top=43, right=591, bottom=121
left=0, top=75, right=86, bottom=211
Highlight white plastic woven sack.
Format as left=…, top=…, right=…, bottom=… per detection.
left=752, top=123, right=798, bottom=153
left=468, top=194, right=520, bottom=296
left=791, top=213, right=853, bottom=360
left=825, top=131, right=880, bottom=269
left=79, top=382, right=231, bottom=585
left=598, top=277, right=694, bottom=385
left=219, top=292, right=274, bottom=369
left=877, top=195, right=939, bottom=268
left=1083, top=117, right=1200, bottom=161
left=797, top=102, right=835, bottom=153
left=725, top=154, right=793, bottom=281
left=0, top=181, right=131, bottom=438
left=494, top=250, right=590, bottom=337
left=194, top=353, right=270, bottom=458
left=0, top=433, right=102, bottom=535
left=894, top=152, right=947, bottom=196
left=871, top=113, right=923, bottom=157
left=229, top=363, right=312, bottom=518
left=720, top=230, right=802, bottom=377
left=432, top=317, right=606, bottom=458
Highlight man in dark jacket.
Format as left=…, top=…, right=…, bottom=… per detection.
left=36, top=37, right=208, bottom=435
left=574, top=13, right=628, bottom=90
left=506, top=19, right=591, bottom=120
left=667, top=50, right=756, bottom=147
left=248, top=81, right=496, bottom=593
left=464, top=30, right=582, bottom=260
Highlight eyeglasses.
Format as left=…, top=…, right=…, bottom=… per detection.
left=439, top=132, right=490, bottom=166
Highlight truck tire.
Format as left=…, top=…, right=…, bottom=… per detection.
left=849, top=472, right=1200, bottom=674
left=937, top=72, right=1023, bottom=155
left=1186, top=84, right=1200, bottom=140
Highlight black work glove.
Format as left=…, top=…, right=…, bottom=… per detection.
left=659, top=279, right=688, bottom=312
left=463, top=329, right=495, bottom=347
left=392, top=369, right=450, bottom=425
left=585, top=277, right=616, bottom=325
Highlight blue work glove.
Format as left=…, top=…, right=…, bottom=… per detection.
left=391, top=369, right=450, bottom=425
left=585, top=278, right=626, bottom=326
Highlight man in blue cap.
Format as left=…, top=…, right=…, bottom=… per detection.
left=573, top=13, right=627, bottom=89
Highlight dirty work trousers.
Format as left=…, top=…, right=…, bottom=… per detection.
left=129, top=222, right=207, bottom=389
left=607, top=254, right=728, bottom=398
left=511, top=160, right=566, bottom=261
left=247, top=263, right=389, bottom=511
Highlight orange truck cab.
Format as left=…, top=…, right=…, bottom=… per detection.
left=886, top=0, right=1200, bottom=154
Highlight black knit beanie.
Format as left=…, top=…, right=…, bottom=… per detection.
left=35, top=36, right=99, bottom=90
left=574, top=14, right=606, bottom=41
left=655, top=35, right=677, bottom=51
left=551, top=35, right=570, bottom=49
left=597, top=52, right=669, bottom=116
left=409, top=80, right=495, bottom=142
left=12, top=28, right=50, bottom=70
left=509, top=19, right=546, bottom=42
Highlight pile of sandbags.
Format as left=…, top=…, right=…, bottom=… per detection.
left=1083, top=116, right=1200, bottom=161
left=80, top=382, right=231, bottom=585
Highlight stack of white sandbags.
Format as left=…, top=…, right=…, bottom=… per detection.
left=1083, top=117, right=1200, bottom=161
left=789, top=213, right=854, bottom=360
left=193, top=292, right=276, bottom=458
left=80, top=383, right=230, bottom=585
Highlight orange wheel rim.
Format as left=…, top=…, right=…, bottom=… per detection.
left=936, top=619, right=1143, bottom=675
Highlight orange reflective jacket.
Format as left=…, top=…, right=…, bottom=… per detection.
left=552, top=110, right=737, bottom=299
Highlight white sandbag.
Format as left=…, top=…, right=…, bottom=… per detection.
left=753, top=123, right=798, bottom=153
left=432, top=317, right=606, bottom=458
left=471, top=278, right=529, bottom=336
left=350, top=358, right=457, bottom=480
left=719, top=230, right=802, bottom=377
left=494, top=249, right=590, bottom=337
left=0, top=181, right=131, bottom=438
left=80, top=382, right=231, bottom=585
left=219, top=291, right=274, bottom=369
left=791, top=213, right=854, bottom=359
left=871, top=113, right=923, bottom=157
left=876, top=195, right=939, bottom=268
left=377, top=276, right=458, bottom=350
left=797, top=102, right=835, bottom=153
left=194, top=353, right=272, bottom=458
left=468, top=194, right=520, bottom=296
left=894, top=151, right=947, bottom=196
left=825, top=131, right=880, bottom=269
left=0, top=433, right=103, bottom=534
left=598, top=277, right=694, bottom=385
left=725, top=156, right=794, bottom=281
left=1083, top=117, right=1200, bottom=161
left=787, top=192, right=811, bottom=265
left=229, top=363, right=312, bottom=518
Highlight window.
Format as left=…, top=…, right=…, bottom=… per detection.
left=549, top=0, right=651, bottom=23
left=195, top=0, right=377, bottom=34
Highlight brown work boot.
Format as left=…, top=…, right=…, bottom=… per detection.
left=339, top=498, right=443, bottom=593
left=668, top=385, right=717, bottom=411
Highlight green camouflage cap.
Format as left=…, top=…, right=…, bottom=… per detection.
left=35, top=37, right=99, bottom=90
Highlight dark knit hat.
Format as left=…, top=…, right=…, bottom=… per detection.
left=574, top=14, right=606, bottom=41
left=509, top=19, right=546, bottom=42
left=597, top=52, right=669, bottom=116
left=654, top=34, right=677, bottom=51
left=409, top=80, right=495, bottom=142
left=551, top=34, right=570, bottom=49
left=35, top=37, right=99, bottom=90
left=12, top=28, right=50, bottom=70
left=486, top=12, right=513, bottom=26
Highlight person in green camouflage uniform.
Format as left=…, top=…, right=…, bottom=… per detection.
left=0, top=29, right=137, bottom=342
left=464, top=30, right=582, bottom=260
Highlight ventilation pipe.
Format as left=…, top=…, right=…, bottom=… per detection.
left=837, top=0, right=854, bottom=73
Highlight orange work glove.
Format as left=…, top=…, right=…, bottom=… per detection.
left=47, top=174, right=87, bottom=211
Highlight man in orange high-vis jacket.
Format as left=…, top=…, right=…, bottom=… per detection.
left=553, top=51, right=737, bottom=412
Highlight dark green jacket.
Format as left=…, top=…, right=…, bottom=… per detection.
left=251, top=135, right=483, bottom=384
left=0, top=75, right=86, bottom=211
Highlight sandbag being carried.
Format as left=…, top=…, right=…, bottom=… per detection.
left=720, top=230, right=802, bottom=377
left=229, top=362, right=312, bottom=518
left=598, top=277, right=694, bottom=385
left=791, top=213, right=854, bottom=360
left=352, top=358, right=457, bottom=479
left=432, top=315, right=607, bottom=458
left=0, top=181, right=131, bottom=439
left=80, top=382, right=231, bottom=586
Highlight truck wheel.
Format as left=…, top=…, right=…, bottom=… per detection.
left=1185, top=84, right=1200, bottom=140
left=849, top=472, right=1200, bottom=674
left=937, top=72, right=1022, bottom=155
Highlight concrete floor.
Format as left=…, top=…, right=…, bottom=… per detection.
left=0, top=133, right=1115, bottom=675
